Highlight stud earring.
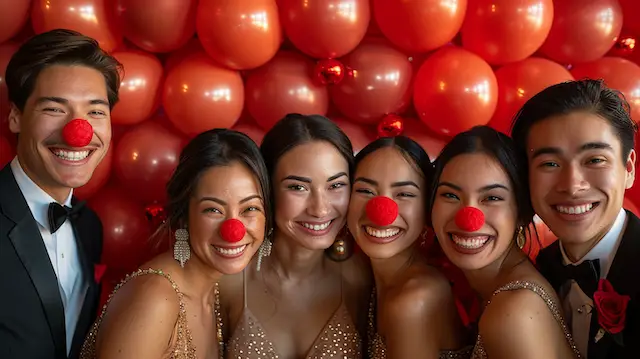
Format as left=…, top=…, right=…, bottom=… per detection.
left=516, top=226, right=526, bottom=249
left=173, top=228, right=191, bottom=267
left=256, top=228, right=273, bottom=271
left=326, top=226, right=352, bottom=262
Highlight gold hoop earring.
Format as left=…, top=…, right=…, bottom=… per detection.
left=516, top=226, right=526, bottom=249
left=173, top=228, right=191, bottom=267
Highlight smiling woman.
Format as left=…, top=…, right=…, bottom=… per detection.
left=80, top=128, right=271, bottom=359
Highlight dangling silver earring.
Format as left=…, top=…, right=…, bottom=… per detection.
left=173, top=228, right=191, bottom=267
left=256, top=229, right=273, bottom=272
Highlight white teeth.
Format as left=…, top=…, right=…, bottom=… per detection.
left=555, top=203, right=594, bottom=215
left=213, top=245, right=246, bottom=256
left=52, top=149, right=90, bottom=161
left=365, top=226, right=400, bottom=238
left=302, top=221, right=331, bottom=231
left=451, top=234, right=490, bottom=249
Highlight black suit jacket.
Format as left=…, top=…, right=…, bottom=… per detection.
left=0, top=164, right=103, bottom=359
left=537, top=210, right=640, bottom=359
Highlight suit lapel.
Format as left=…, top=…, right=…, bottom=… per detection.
left=0, top=165, right=67, bottom=358
left=588, top=211, right=640, bottom=358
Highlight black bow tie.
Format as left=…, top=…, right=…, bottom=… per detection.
left=47, top=201, right=85, bottom=234
left=558, top=259, right=601, bottom=298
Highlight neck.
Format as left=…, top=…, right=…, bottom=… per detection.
left=561, top=218, right=619, bottom=262
left=17, top=155, right=71, bottom=203
left=463, top=245, right=527, bottom=301
left=370, top=246, right=415, bottom=290
left=181, top=255, right=223, bottom=306
left=269, top=230, right=326, bottom=281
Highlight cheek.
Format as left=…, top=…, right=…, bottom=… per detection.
left=347, top=197, right=367, bottom=226
left=188, top=213, right=216, bottom=243
left=275, top=190, right=305, bottom=223
left=330, top=189, right=350, bottom=213
left=400, top=200, right=425, bottom=229
left=94, top=120, right=112, bottom=142
left=431, top=199, right=452, bottom=232
left=245, top=215, right=266, bottom=241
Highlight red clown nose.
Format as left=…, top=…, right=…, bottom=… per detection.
left=220, top=218, right=246, bottom=243
left=365, top=196, right=399, bottom=226
left=455, top=206, right=485, bottom=232
left=62, top=119, right=93, bottom=148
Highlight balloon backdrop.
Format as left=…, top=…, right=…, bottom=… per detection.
left=3, top=0, right=640, bottom=279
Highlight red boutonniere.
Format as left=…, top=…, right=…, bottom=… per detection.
left=593, top=278, right=630, bottom=346
left=94, top=263, right=107, bottom=284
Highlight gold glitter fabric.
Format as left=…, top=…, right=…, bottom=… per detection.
left=471, top=280, right=581, bottom=359
left=80, top=268, right=223, bottom=359
left=225, top=303, right=362, bottom=359
left=367, top=287, right=473, bottom=359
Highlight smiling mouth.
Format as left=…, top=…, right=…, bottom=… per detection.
left=212, top=244, right=247, bottom=258
left=50, top=148, right=94, bottom=162
left=365, top=226, right=401, bottom=238
left=300, top=220, right=332, bottom=231
left=554, top=202, right=599, bottom=215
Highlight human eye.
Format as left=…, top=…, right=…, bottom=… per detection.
left=330, top=182, right=347, bottom=190
left=203, top=207, right=222, bottom=214
left=287, top=184, right=306, bottom=191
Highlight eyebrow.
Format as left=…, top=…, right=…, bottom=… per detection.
left=36, top=96, right=109, bottom=107
left=282, top=172, right=348, bottom=183
left=199, top=194, right=262, bottom=206
left=354, top=177, right=420, bottom=189
left=437, top=182, right=508, bottom=192
left=531, top=142, right=613, bottom=160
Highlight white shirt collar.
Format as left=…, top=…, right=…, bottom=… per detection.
left=560, top=208, right=627, bottom=278
left=10, top=157, right=73, bottom=231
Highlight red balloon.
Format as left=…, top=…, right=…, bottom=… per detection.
left=88, top=185, right=151, bottom=272
left=163, top=53, right=244, bottom=136
left=313, top=59, right=346, bottom=86
left=163, top=38, right=203, bottom=72
left=570, top=57, right=640, bottom=123
left=0, top=135, right=15, bottom=168
left=461, top=0, right=553, bottom=65
left=118, top=0, right=197, bottom=53
left=540, top=0, right=623, bottom=64
left=31, top=0, right=122, bottom=52
left=0, top=42, right=19, bottom=141
left=624, top=197, right=640, bottom=218
left=619, top=0, right=640, bottom=35
left=402, top=118, right=447, bottom=160
left=74, top=141, right=113, bottom=200
left=373, top=0, right=467, bottom=53
left=331, top=117, right=376, bottom=154
left=0, top=0, right=30, bottom=43
left=232, top=122, right=266, bottom=145
left=245, top=51, right=329, bottom=130
left=111, top=51, right=163, bottom=125
left=524, top=216, right=557, bottom=262
left=196, top=0, right=281, bottom=70
left=489, top=58, right=574, bottom=134
left=330, top=40, right=413, bottom=125
left=377, top=114, right=404, bottom=138
left=414, top=47, right=498, bottom=137
left=114, top=121, right=184, bottom=204
left=278, top=0, right=370, bottom=59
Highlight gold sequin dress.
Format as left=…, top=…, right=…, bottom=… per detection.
left=367, top=286, right=473, bottom=359
left=225, top=269, right=363, bottom=358
left=80, top=268, right=223, bottom=359
left=471, top=280, right=581, bottom=359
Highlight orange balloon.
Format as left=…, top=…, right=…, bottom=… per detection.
left=164, top=38, right=204, bottom=72
left=278, top=0, right=370, bottom=59
left=461, top=0, right=553, bottom=65
left=196, top=0, right=281, bottom=70
left=114, top=121, right=184, bottom=204
left=163, top=53, right=244, bottom=136
left=232, top=122, right=266, bottom=145
left=31, top=0, right=122, bottom=52
left=540, top=0, right=622, bottom=64
left=402, top=118, right=447, bottom=160
left=0, top=0, right=30, bottom=43
left=330, top=40, right=413, bottom=125
left=373, top=0, right=467, bottom=53
left=245, top=51, right=329, bottom=130
left=413, top=47, right=498, bottom=137
left=118, top=0, right=197, bottom=53
left=331, top=117, right=376, bottom=154
left=111, top=51, right=163, bottom=125
left=570, top=57, right=640, bottom=123
left=74, top=141, right=113, bottom=199
left=489, top=58, right=574, bottom=134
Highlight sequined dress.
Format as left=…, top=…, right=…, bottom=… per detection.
left=225, top=268, right=363, bottom=358
left=471, top=280, right=581, bottom=359
left=367, top=286, right=473, bottom=359
left=80, top=268, right=223, bottom=359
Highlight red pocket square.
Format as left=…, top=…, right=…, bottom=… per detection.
left=94, top=264, right=107, bottom=283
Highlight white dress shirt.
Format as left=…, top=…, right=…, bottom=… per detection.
left=558, top=208, right=627, bottom=356
left=11, top=157, right=88, bottom=354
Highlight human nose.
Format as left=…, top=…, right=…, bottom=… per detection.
left=307, top=190, right=330, bottom=218
left=556, top=163, right=589, bottom=196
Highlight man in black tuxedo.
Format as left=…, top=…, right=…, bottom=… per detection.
left=512, top=79, right=639, bottom=358
left=0, top=30, right=121, bottom=359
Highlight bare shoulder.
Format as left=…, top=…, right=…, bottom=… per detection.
left=386, top=265, right=453, bottom=320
